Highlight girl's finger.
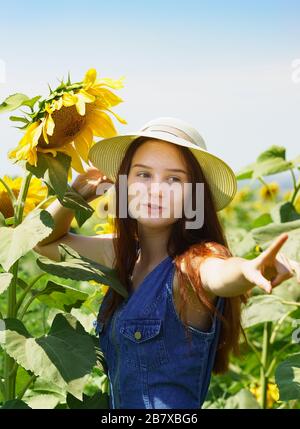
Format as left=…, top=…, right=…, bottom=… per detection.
left=258, top=233, right=289, bottom=263
left=249, top=270, right=272, bottom=294
left=269, top=254, right=294, bottom=287
left=271, top=271, right=293, bottom=287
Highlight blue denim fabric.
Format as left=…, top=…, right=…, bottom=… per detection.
left=94, top=255, right=225, bottom=409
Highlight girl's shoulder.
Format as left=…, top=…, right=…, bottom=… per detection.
left=187, top=240, right=232, bottom=260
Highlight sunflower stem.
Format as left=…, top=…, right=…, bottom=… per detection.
left=33, top=195, right=57, bottom=212
left=260, top=322, right=272, bottom=409
left=4, top=170, right=32, bottom=402
left=19, top=292, right=41, bottom=322
left=0, top=177, right=17, bottom=209
left=15, top=171, right=32, bottom=223
left=289, top=170, right=300, bottom=205
left=16, top=273, right=47, bottom=315
left=16, top=375, right=37, bottom=401
left=0, top=377, right=5, bottom=398
left=266, top=342, right=296, bottom=378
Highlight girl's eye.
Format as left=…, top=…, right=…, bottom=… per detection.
left=137, top=172, right=150, bottom=178
left=168, top=176, right=181, bottom=183
left=136, top=172, right=181, bottom=182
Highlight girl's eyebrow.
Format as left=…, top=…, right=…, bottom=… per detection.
left=132, top=163, right=188, bottom=175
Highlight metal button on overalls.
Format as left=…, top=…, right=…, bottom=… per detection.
left=134, top=331, right=142, bottom=340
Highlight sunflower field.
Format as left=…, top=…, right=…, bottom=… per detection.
left=0, top=69, right=300, bottom=409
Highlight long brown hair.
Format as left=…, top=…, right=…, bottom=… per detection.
left=98, top=136, right=249, bottom=374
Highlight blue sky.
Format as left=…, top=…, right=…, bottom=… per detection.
left=0, top=0, right=300, bottom=186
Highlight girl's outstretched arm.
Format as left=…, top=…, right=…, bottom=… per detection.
left=200, top=233, right=300, bottom=297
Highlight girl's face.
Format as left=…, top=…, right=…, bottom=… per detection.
left=127, top=139, right=191, bottom=228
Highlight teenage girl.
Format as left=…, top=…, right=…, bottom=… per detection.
left=34, top=117, right=300, bottom=409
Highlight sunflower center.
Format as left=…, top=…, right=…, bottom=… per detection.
left=38, top=105, right=87, bottom=148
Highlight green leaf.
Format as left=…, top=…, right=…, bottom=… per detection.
left=0, top=93, right=29, bottom=113
left=35, top=280, right=88, bottom=312
left=0, top=313, right=97, bottom=400
left=275, top=353, right=300, bottom=401
left=251, top=220, right=300, bottom=260
left=24, top=394, right=62, bottom=409
left=234, top=219, right=300, bottom=259
left=257, top=146, right=286, bottom=162
left=36, top=243, right=128, bottom=299
left=0, top=209, right=54, bottom=271
left=66, top=391, right=109, bottom=409
left=58, top=185, right=94, bottom=228
left=270, top=202, right=300, bottom=223
left=250, top=213, right=273, bottom=229
left=31, top=377, right=67, bottom=399
left=236, top=146, right=294, bottom=180
left=15, top=366, right=35, bottom=401
left=9, top=115, right=30, bottom=124
left=252, top=158, right=293, bottom=178
left=14, top=123, right=32, bottom=130
left=26, top=152, right=71, bottom=200
left=1, top=399, right=31, bottom=409
left=242, top=295, right=297, bottom=329
left=21, top=95, right=42, bottom=110
left=0, top=272, right=13, bottom=294
left=235, top=162, right=256, bottom=180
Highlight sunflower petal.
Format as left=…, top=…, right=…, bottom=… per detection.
left=45, top=113, right=55, bottom=136
left=75, top=97, right=86, bottom=116
left=59, top=143, right=85, bottom=174
left=68, top=167, right=73, bottom=182
left=105, top=108, right=127, bottom=125
left=62, top=92, right=76, bottom=107
left=78, top=89, right=96, bottom=103
left=73, top=133, right=90, bottom=163
left=42, top=120, right=49, bottom=144
left=94, top=76, right=125, bottom=89
left=89, top=110, right=118, bottom=138
left=83, top=68, right=97, bottom=89
left=13, top=143, right=38, bottom=166
left=52, top=97, right=63, bottom=110
left=93, top=87, right=124, bottom=108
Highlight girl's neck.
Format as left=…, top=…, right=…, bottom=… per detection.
left=136, top=224, right=172, bottom=268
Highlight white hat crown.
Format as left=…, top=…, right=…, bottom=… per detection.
left=139, top=117, right=207, bottom=150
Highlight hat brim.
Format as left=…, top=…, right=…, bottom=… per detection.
left=88, top=132, right=237, bottom=211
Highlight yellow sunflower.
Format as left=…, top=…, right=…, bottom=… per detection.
left=7, top=68, right=127, bottom=180
left=89, top=280, right=109, bottom=296
left=0, top=175, right=49, bottom=219
left=259, top=182, right=280, bottom=201
left=94, top=214, right=116, bottom=235
left=250, top=382, right=280, bottom=408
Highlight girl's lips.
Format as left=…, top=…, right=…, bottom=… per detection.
left=145, top=203, right=163, bottom=209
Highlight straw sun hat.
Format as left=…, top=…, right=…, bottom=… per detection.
left=88, top=117, right=237, bottom=211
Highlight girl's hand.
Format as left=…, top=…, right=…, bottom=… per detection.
left=71, top=165, right=113, bottom=203
left=241, top=233, right=300, bottom=294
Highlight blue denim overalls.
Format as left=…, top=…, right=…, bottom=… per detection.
left=94, top=254, right=225, bottom=409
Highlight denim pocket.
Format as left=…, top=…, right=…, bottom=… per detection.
left=119, top=318, right=169, bottom=370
